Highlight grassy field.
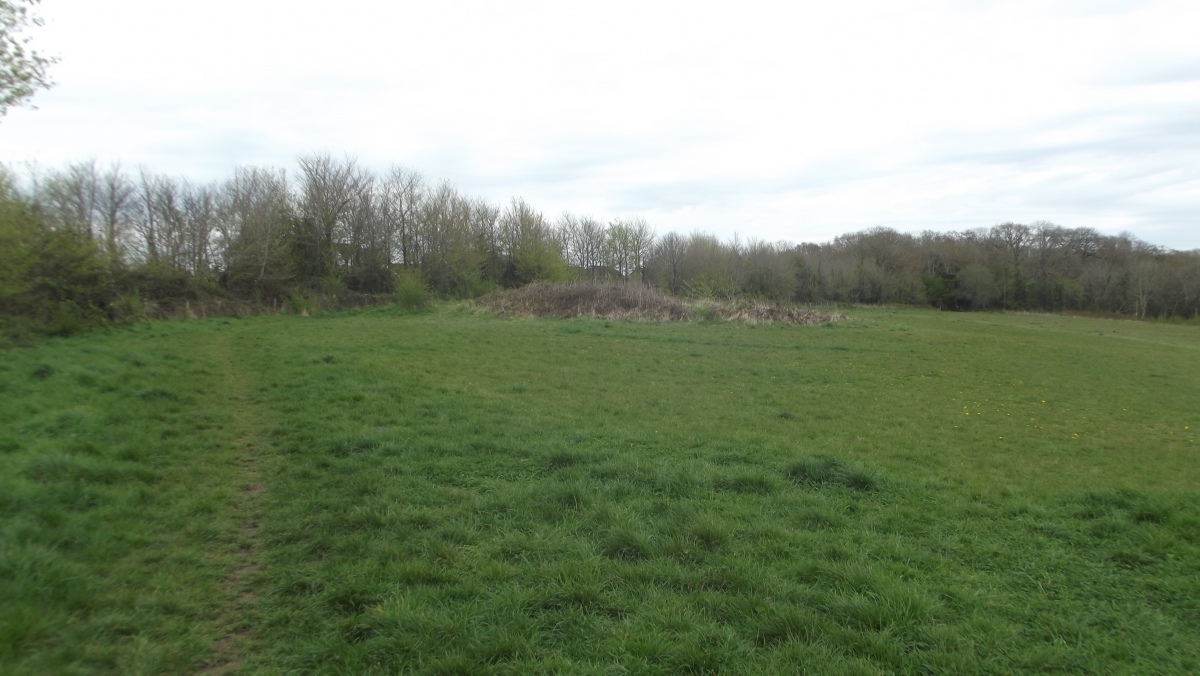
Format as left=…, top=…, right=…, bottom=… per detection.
left=1, top=305, right=1198, bottom=674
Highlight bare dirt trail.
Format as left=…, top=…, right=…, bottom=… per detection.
left=199, top=333, right=269, bottom=675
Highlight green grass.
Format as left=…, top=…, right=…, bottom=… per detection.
left=2, top=305, right=1198, bottom=673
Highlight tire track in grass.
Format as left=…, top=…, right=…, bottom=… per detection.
left=201, top=332, right=267, bottom=675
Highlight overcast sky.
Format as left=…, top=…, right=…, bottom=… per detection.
left=3, top=0, right=1198, bottom=249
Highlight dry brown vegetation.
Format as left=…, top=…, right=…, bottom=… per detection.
left=476, top=282, right=847, bottom=324
left=137, top=292, right=393, bottom=321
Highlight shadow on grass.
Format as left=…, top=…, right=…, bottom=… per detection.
left=786, top=455, right=884, bottom=492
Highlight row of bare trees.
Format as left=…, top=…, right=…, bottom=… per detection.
left=17, top=156, right=568, bottom=298
left=636, top=223, right=1196, bottom=319
left=677, top=224, right=1200, bottom=318
left=8, top=156, right=1199, bottom=319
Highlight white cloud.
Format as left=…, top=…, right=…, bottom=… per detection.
left=3, top=0, right=1198, bottom=249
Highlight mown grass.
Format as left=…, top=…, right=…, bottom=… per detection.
left=2, top=305, right=1198, bottom=673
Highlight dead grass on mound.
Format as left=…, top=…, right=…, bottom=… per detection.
left=478, top=282, right=692, bottom=321
left=699, top=298, right=848, bottom=325
left=476, top=283, right=846, bottom=325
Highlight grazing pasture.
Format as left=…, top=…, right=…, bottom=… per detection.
left=1, top=305, right=1197, bottom=673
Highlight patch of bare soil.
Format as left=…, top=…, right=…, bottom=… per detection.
left=199, top=340, right=267, bottom=675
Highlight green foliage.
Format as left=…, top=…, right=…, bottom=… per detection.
left=283, top=291, right=317, bottom=315
left=285, top=215, right=334, bottom=286
left=120, top=261, right=200, bottom=300
left=112, top=292, right=144, bottom=323
left=511, top=237, right=568, bottom=286
left=315, top=274, right=345, bottom=296
left=7, top=155, right=1199, bottom=322
left=956, top=263, right=999, bottom=309
left=392, top=269, right=431, bottom=310
left=0, top=187, right=38, bottom=314
left=921, top=273, right=955, bottom=309
left=1, top=0, right=56, bottom=117
left=0, top=188, right=115, bottom=339
left=688, top=273, right=740, bottom=301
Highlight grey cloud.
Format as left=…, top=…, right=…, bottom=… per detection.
left=519, top=139, right=681, bottom=186
left=442, top=134, right=719, bottom=203
left=602, top=156, right=882, bottom=215
left=927, top=102, right=1200, bottom=168
left=907, top=153, right=1199, bottom=249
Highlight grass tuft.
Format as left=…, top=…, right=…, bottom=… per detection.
left=136, top=387, right=184, bottom=402
left=713, top=471, right=778, bottom=494
left=755, top=607, right=826, bottom=646
left=544, top=450, right=587, bottom=470
left=601, top=527, right=652, bottom=561
left=786, top=455, right=884, bottom=491
left=685, top=514, right=731, bottom=550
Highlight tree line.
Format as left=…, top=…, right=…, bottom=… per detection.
left=2, top=154, right=1197, bottom=336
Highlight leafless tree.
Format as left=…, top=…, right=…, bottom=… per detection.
left=470, top=197, right=502, bottom=283
left=990, top=222, right=1034, bottom=267
left=132, top=166, right=161, bottom=262
left=151, top=175, right=187, bottom=269
left=501, top=197, right=562, bottom=285
left=653, top=231, right=686, bottom=294
left=378, top=166, right=425, bottom=269
left=180, top=181, right=217, bottom=275
left=97, top=164, right=135, bottom=263
left=216, top=166, right=293, bottom=291
left=626, top=217, right=655, bottom=285
left=565, top=215, right=608, bottom=280
left=296, top=153, right=373, bottom=279
left=40, top=160, right=99, bottom=237
left=416, top=181, right=483, bottom=295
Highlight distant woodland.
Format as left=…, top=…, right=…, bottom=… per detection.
left=2, top=154, right=1198, bottom=336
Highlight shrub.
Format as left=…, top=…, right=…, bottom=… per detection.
left=393, top=270, right=431, bottom=311
left=284, top=292, right=317, bottom=316
left=109, top=292, right=145, bottom=323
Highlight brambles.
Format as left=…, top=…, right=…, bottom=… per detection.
left=477, top=282, right=692, bottom=321
left=476, top=282, right=846, bottom=325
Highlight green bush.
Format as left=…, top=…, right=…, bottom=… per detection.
left=393, top=270, right=431, bottom=311
left=110, top=292, right=145, bottom=323
left=284, top=292, right=317, bottom=316
left=1, top=189, right=115, bottom=336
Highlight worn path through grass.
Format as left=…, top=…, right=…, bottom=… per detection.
left=0, top=320, right=272, bottom=673
left=200, top=331, right=268, bottom=674
left=1, top=305, right=1198, bottom=673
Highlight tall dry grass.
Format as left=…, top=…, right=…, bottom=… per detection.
left=137, top=292, right=393, bottom=320
left=476, top=282, right=846, bottom=325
